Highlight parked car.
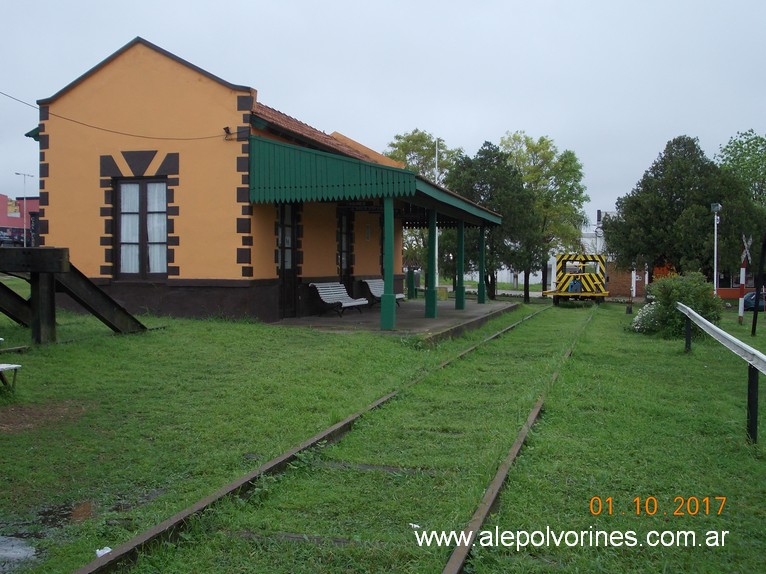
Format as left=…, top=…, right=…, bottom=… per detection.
left=0, top=231, right=18, bottom=246
left=743, top=291, right=766, bottom=311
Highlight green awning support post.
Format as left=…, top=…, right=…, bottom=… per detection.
left=406, top=267, right=417, bottom=299
left=478, top=226, right=487, bottom=304
left=455, top=220, right=465, bottom=310
left=380, top=196, right=396, bottom=330
left=425, top=210, right=438, bottom=318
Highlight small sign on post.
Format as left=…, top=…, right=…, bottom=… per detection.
left=739, top=235, right=752, bottom=325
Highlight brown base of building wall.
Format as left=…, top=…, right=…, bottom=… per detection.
left=58, top=279, right=282, bottom=322
left=56, top=275, right=406, bottom=322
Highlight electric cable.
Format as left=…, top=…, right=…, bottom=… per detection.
left=0, top=90, right=249, bottom=141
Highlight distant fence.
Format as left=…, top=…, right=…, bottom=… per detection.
left=677, top=302, right=762, bottom=443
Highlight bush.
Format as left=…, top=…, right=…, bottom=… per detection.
left=631, top=301, right=661, bottom=334
left=631, top=272, right=723, bottom=338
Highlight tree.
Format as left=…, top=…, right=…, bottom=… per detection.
left=444, top=142, right=541, bottom=301
left=716, top=129, right=766, bottom=205
left=384, top=129, right=462, bottom=273
left=499, top=131, right=589, bottom=290
left=603, top=135, right=765, bottom=283
left=384, top=128, right=461, bottom=183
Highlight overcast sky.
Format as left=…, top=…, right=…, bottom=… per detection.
left=2, top=0, right=764, bottom=228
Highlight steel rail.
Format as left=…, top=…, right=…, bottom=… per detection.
left=443, top=309, right=595, bottom=574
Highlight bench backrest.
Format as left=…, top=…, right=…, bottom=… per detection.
left=364, top=279, right=385, bottom=297
left=310, top=282, right=355, bottom=303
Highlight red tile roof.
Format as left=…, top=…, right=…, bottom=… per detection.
left=252, top=102, right=377, bottom=163
left=330, top=132, right=406, bottom=169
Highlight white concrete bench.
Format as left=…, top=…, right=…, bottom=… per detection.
left=310, top=283, right=368, bottom=316
left=362, top=278, right=405, bottom=307
left=0, top=363, right=21, bottom=391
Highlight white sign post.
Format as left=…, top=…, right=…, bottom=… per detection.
left=739, top=234, right=752, bottom=325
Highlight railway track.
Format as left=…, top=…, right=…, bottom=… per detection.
left=75, top=304, right=594, bottom=573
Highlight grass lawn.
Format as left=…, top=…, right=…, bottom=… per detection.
left=472, top=305, right=766, bottom=573
left=0, top=294, right=764, bottom=573
left=126, top=304, right=590, bottom=573
left=0, top=294, right=537, bottom=572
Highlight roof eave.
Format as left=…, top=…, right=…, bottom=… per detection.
left=414, top=176, right=501, bottom=226
left=38, top=36, right=251, bottom=106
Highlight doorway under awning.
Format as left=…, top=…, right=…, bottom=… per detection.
left=248, top=136, right=501, bottom=330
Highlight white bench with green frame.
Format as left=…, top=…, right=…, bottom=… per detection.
left=362, top=278, right=405, bottom=307
left=310, top=282, right=368, bottom=316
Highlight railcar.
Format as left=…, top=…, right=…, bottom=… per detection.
left=543, top=253, right=609, bottom=305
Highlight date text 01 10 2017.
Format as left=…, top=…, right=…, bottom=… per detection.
left=589, top=496, right=726, bottom=517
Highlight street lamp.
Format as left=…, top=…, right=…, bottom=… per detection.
left=711, top=203, right=722, bottom=295
left=14, top=172, right=35, bottom=247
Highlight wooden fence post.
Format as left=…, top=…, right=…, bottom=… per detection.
left=685, top=316, right=692, bottom=353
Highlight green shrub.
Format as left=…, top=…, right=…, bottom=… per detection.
left=630, top=301, right=661, bottom=334
left=632, top=272, right=723, bottom=338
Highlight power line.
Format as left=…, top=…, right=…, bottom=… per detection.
left=0, top=90, right=249, bottom=141
left=0, top=90, right=38, bottom=110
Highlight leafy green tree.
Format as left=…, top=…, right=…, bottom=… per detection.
left=716, top=129, right=766, bottom=204
left=603, top=135, right=765, bottom=282
left=384, top=129, right=462, bottom=273
left=384, top=128, right=461, bottom=183
left=499, top=131, right=589, bottom=290
left=445, top=142, right=541, bottom=301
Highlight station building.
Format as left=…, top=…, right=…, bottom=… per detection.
left=26, top=37, right=500, bottom=329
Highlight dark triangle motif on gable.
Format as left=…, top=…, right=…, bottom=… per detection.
left=122, top=151, right=157, bottom=177
left=100, top=155, right=122, bottom=178
left=156, top=153, right=179, bottom=176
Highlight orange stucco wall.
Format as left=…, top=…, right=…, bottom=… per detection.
left=349, top=211, right=404, bottom=277
left=301, top=203, right=338, bottom=277
left=40, top=40, right=404, bottom=289
left=40, top=41, right=252, bottom=280
left=353, top=212, right=381, bottom=276
left=251, top=203, right=277, bottom=280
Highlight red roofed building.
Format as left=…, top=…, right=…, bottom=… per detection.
left=26, top=37, right=499, bottom=328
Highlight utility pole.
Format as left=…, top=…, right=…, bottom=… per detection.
left=711, top=203, right=722, bottom=295
left=14, top=172, right=35, bottom=247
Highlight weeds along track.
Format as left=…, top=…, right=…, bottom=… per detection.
left=76, top=305, right=595, bottom=574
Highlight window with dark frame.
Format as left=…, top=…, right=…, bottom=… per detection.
left=117, top=179, right=167, bottom=279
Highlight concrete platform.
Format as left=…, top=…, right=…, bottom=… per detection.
left=276, top=298, right=519, bottom=342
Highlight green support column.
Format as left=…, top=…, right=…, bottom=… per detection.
left=406, top=267, right=416, bottom=299
left=477, top=225, right=487, bottom=304
left=455, top=220, right=465, bottom=310
left=380, top=196, right=397, bottom=330
left=425, top=210, right=438, bottom=318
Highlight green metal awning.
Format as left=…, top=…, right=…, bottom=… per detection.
left=249, top=136, right=500, bottom=227
left=412, top=178, right=502, bottom=226
left=25, top=126, right=40, bottom=141
left=250, top=136, right=416, bottom=203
